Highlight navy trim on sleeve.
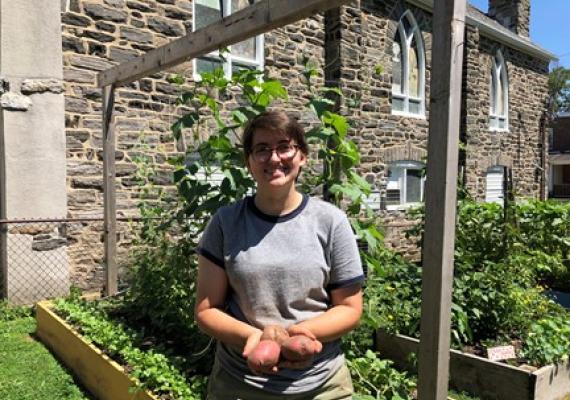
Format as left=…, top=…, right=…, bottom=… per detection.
left=196, top=247, right=225, bottom=269
left=327, top=274, right=365, bottom=291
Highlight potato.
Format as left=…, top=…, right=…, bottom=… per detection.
left=247, top=340, right=281, bottom=370
left=281, top=335, right=319, bottom=362
left=261, top=325, right=290, bottom=346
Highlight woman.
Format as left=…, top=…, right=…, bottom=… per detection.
left=195, top=110, right=364, bottom=399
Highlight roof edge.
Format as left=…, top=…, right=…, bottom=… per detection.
left=405, top=0, right=558, bottom=62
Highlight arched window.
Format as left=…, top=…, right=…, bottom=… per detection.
left=391, top=11, right=425, bottom=117
left=386, top=160, right=426, bottom=209
left=490, top=51, right=508, bottom=131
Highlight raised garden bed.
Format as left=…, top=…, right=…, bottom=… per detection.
left=376, top=330, right=570, bottom=400
left=35, top=301, right=156, bottom=400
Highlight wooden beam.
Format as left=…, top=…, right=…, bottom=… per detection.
left=102, top=85, right=118, bottom=296
left=417, top=0, right=466, bottom=399
left=97, top=0, right=349, bottom=87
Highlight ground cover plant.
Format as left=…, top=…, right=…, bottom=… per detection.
left=0, top=301, right=91, bottom=400
left=52, top=293, right=480, bottom=400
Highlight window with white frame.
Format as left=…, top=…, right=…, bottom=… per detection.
left=385, top=161, right=426, bottom=209
left=490, top=51, right=508, bottom=131
left=391, top=11, right=425, bottom=117
left=485, top=166, right=505, bottom=204
left=192, top=0, right=264, bottom=79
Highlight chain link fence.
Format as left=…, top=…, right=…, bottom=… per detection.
left=0, top=217, right=142, bottom=305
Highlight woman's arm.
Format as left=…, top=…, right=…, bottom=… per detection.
left=288, top=284, right=363, bottom=343
left=194, top=255, right=262, bottom=354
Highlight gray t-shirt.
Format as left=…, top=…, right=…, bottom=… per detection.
left=197, top=194, right=364, bottom=394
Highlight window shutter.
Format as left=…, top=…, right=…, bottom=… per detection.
left=485, top=168, right=504, bottom=203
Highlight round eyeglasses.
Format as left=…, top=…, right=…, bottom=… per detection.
left=251, top=144, right=300, bottom=163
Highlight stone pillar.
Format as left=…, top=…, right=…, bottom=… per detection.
left=0, top=0, right=68, bottom=303
left=488, top=0, right=530, bottom=37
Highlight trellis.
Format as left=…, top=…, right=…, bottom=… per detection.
left=96, top=1, right=466, bottom=399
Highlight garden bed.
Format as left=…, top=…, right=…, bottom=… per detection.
left=35, top=301, right=156, bottom=400
left=376, top=330, right=570, bottom=400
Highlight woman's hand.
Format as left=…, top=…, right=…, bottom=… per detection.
left=242, top=329, right=263, bottom=359
left=278, top=325, right=323, bottom=370
left=243, top=329, right=280, bottom=375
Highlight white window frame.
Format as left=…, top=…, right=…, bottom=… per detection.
left=192, top=0, right=264, bottom=80
left=489, top=50, right=509, bottom=132
left=391, top=10, right=426, bottom=118
left=385, top=160, right=426, bottom=210
left=485, top=165, right=505, bottom=204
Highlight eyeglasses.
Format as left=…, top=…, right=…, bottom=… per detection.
left=251, top=144, right=300, bottom=163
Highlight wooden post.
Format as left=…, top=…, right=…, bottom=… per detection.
left=102, top=85, right=117, bottom=297
left=417, top=0, right=466, bottom=399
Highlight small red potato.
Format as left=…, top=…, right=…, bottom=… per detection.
left=261, top=325, right=290, bottom=346
left=281, top=335, right=319, bottom=362
left=247, top=340, right=281, bottom=370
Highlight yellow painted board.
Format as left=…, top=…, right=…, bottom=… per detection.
left=35, top=301, right=157, bottom=400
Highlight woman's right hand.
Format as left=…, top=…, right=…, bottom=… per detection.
left=243, top=329, right=280, bottom=375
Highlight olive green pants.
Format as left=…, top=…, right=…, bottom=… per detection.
left=206, top=360, right=353, bottom=400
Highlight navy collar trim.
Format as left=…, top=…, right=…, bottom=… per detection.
left=247, top=194, right=308, bottom=223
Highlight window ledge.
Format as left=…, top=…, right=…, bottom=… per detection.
left=386, top=202, right=422, bottom=211
left=489, top=127, right=509, bottom=133
left=391, top=110, right=426, bottom=120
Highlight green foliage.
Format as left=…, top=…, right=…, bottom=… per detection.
left=53, top=295, right=207, bottom=400
left=348, top=350, right=416, bottom=400
left=388, top=200, right=570, bottom=366
left=0, top=301, right=32, bottom=322
left=548, top=66, right=570, bottom=116
left=125, top=68, right=288, bottom=360
left=521, top=314, right=570, bottom=366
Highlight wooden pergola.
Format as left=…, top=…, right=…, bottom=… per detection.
left=96, top=0, right=467, bottom=399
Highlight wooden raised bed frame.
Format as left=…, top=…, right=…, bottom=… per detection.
left=376, top=330, right=570, bottom=400
left=35, top=301, right=157, bottom=400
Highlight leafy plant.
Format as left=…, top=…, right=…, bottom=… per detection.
left=53, top=294, right=207, bottom=400
left=348, top=350, right=416, bottom=400
left=0, top=301, right=32, bottom=322
left=125, top=68, right=288, bottom=360
left=521, top=314, right=570, bottom=366
left=393, top=199, right=570, bottom=366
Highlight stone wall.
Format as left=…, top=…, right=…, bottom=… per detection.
left=61, top=0, right=325, bottom=289
left=461, top=25, right=549, bottom=200
left=324, top=1, right=548, bottom=254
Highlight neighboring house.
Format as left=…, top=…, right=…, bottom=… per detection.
left=0, top=0, right=556, bottom=301
left=549, top=112, right=570, bottom=199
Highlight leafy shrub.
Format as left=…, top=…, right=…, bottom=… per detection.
left=393, top=200, right=570, bottom=366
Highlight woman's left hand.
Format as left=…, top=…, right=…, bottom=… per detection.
left=278, top=325, right=323, bottom=370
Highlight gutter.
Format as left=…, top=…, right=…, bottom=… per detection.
left=406, top=0, right=558, bottom=62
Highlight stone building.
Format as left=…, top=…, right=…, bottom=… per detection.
left=0, top=0, right=556, bottom=301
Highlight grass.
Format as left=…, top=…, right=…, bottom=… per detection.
left=0, top=303, right=91, bottom=400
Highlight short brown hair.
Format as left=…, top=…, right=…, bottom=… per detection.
left=242, top=110, right=308, bottom=160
